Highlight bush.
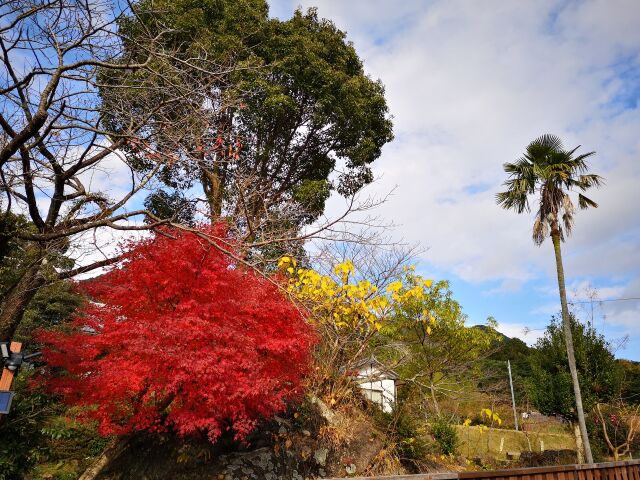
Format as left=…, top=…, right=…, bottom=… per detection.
left=370, top=408, right=431, bottom=470
left=39, top=225, right=317, bottom=443
left=430, top=417, right=458, bottom=455
left=394, top=413, right=430, bottom=463
left=0, top=371, right=107, bottom=480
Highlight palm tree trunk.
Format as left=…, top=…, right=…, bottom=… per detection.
left=551, top=232, right=594, bottom=463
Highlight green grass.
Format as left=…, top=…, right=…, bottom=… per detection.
left=454, top=425, right=576, bottom=460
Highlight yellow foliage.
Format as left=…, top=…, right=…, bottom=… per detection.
left=279, top=257, right=434, bottom=333
left=480, top=408, right=502, bottom=426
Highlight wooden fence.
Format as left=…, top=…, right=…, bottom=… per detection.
left=325, top=459, right=640, bottom=480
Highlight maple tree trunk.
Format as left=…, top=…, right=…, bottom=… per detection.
left=78, top=437, right=130, bottom=480
left=0, top=261, right=45, bottom=341
left=552, top=231, right=594, bottom=463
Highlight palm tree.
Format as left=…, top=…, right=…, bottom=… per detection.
left=497, top=134, right=603, bottom=464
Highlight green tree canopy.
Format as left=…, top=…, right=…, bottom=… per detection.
left=107, top=1, right=393, bottom=233
left=618, top=359, right=640, bottom=405
left=529, top=315, right=622, bottom=420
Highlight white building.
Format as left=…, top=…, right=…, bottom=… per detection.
left=354, top=355, right=398, bottom=413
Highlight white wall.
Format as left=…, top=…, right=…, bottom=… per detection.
left=357, top=365, right=395, bottom=413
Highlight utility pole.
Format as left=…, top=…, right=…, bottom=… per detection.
left=507, top=360, right=518, bottom=431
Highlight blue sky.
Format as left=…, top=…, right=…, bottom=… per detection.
left=268, top=0, right=640, bottom=359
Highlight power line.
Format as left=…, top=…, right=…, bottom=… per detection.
left=568, top=296, right=640, bottom=305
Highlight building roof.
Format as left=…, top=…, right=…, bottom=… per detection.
left=354, top=354, right=399, bottom=380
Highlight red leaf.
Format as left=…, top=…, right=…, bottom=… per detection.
left=38, top=224, right=315, bottom=442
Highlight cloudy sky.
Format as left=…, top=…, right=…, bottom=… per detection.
left=269, top=0, right=640, bottom=358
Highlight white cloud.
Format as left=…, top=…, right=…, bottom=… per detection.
left=496, top=322, right=544, bottom=346
left=276, top=0, right=640, bottom=289
left=529, top=302, right=560, bottom=316
left=66, top=225, right=150, bottom=279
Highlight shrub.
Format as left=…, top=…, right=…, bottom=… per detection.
left=0, top=371, right=107, bottom=480
left=394, top=413, right=431, bottom=463
left=431, top=417, right=458, bottom=455
left=39, top=225, right=316, bottom=442
left=371, top=408, right=430, bottom=469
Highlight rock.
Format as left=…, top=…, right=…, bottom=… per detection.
left=314, top=448, right=329, bottom=467
left=309, top=395, right=338, bottom=424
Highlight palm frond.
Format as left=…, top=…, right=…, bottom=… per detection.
left=503, top=159, right=536, bottom=185
left=562, top=193, right=574, bottom=216
left=503, top=159, right=527, bottom=175
left=530, top=134, right=564, bottom=152
left=496, top=190, right=529, bottom=213
left=573, top=174, right=604, bottom=190
left=578, top=193, right=598, bottom=209
left=532, top=216, right=548, bottom=245
left=562, top=194, right=574, bottom=237
left=500, top=134, right=599, bottom=246
left=566, top=151, right=596, bottom=174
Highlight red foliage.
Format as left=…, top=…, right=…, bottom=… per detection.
left=39, top=225, right=315, bottom=442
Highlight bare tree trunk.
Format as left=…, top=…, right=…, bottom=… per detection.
left=551, top=232, right=594, bottom=463
left=196, top=134, right=224, bottom=221
left=201, top=167, right=223, bottom=218
left=78, top=437, right=130, bottom=480
left=429, top=383, right=441, bottom=416
left=0, top=262, right=45, bottom=341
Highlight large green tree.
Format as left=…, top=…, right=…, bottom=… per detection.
left=109, top=2, right=393, bottom=238
left=529, top=315, right=622, bottom=419
left=618, top=360, right=640, bottom=405
left=496, top=134, right=603, bottom=462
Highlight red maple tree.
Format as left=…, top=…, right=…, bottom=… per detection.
left=39, top=225, right=315, bottom=442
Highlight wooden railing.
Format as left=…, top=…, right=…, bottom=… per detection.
left=324, top=459, right=640, bottom=480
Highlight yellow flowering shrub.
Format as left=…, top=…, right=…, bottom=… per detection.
left=278, top=257, right=434, bottom=333
left=462, top=409, right=503, bottom=432
left=480, top=408, right=502, bottom=426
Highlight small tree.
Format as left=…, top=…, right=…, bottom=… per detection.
left=594, top=402, right=640, bottom=460
left=279, top=256, right=433, bottom=403
left=431, top=416, right=459, bottom=456
left=382, top=274, right=500, bottom=415
left=39, top=225, right=316, bottom=442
